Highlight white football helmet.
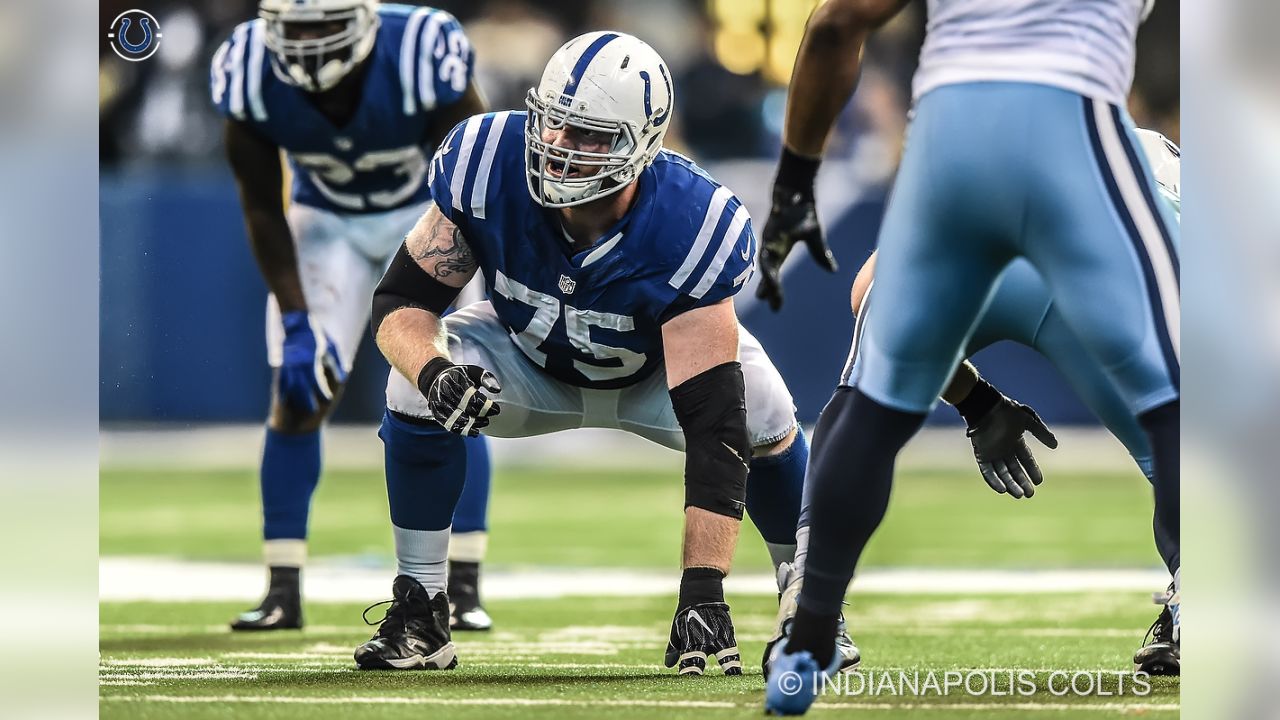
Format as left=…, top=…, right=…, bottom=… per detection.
left=525, top=32, right=674, bottom=208
left=259, top=0, right=379, bottom=93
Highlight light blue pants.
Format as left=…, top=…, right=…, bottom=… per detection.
left=844, top=259, right=1154, bottom=477
left=850, top=82, right=1180, bottom=416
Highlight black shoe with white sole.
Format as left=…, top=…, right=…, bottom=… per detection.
left=355, top=575, right=457, bottom=670
left=1134, top=583, right=1179, bottom=676
left=230, top=566, right=303, bottom=631
left=448, top=560, right=493, bottom=632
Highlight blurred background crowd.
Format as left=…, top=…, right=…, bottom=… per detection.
left=99, top=0, right=1180, bottom=426
left=100, top=0, right=1179, bottom=167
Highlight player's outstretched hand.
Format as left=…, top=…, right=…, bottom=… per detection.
left=664, top=602, right=743, bottom=676
left=417, top=357, right=501, bottom=437
left=756, top=185, right=838, bottom=312
left=966, top=396, right=1059, bottom=499
left=278, top=310, right=347, bottom=415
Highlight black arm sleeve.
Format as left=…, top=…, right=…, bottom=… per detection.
left=371, top=242, right=464, bottom=336
left=669, top=361, right=751, bottom=520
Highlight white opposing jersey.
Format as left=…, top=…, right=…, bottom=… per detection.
left=1134, top=128, right=1179, bottom=204
left=913, top=0, right=1149, bottom=106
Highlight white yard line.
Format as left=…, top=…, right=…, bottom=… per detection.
left=98, top=695, right=1178, bottom=712
left=101, top=657, right=215, bottom=667
left=101, top=671, right=260, bottom=680
left=101, top=624, right=360, bottom=634
left=100, top=557, right=1168, bottom=602
left=99, top=695, right=740, bottom=709
left=221, top=652, right=350, bottom=660
left=101, top=659, right=647, bottom=672
left=94, top=647, right=1159, bottom=675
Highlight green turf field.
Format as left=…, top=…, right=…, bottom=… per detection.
left=100, top=593, right=1177, bottom=718
left=100, top=456, right=1176, bottom=717
left=101, top=463, right=1161, bottom=570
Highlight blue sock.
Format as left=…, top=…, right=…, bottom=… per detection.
left=747, top=427, right=808, bottom=567
left=261, top=428, right=322, bottom=541
left=1137, top=461, right=1179, bottom=575
left=380, top=411, right=468, bottom=531
left=453, top=435, right=492, bottom=533
left=380, top=411, right=469, bottom=592
left=1138, top=401, right=1179, bottom=551
left=802, top=388, right=924, bottom=617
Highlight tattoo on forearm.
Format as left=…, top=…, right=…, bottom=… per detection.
left=408, top=211, right=475, bottom=281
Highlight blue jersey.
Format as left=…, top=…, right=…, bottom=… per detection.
left=429, top=111, right=756, bottom=389
left=210, top=4, right=474, bottom=214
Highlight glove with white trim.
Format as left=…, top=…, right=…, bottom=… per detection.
left=416, top=357, right=501, bottom=437
left=664, top=602, right=742, bottom=676
left=278, top=310, right=346, bottom=415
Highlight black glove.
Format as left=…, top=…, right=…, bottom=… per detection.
left=963, top=384, right=1058, bottom=499
left=664, top=602, right=742, bottom=676
left=416, top=357, right=501, bottom=437
left=756, top=149, right=838, bottom=311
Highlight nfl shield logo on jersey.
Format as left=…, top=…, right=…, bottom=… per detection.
left=558, top=274, right=577, bottom=295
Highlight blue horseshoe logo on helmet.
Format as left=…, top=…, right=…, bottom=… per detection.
left=639, top=66, right=671, bottom=128
left=117, top=17, right=154, bottom=55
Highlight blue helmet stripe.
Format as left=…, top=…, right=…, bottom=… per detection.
left=562, top=33, right=620, bottom=99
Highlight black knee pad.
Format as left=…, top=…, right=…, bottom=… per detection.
left=670, top=362, right=751, bottom=520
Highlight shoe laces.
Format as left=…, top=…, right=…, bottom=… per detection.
left=362, top=598, right=402, bottom=627
left=1143, top=612, right=1172, bottom=645
left=1143, top=584, right=1176, bottom=645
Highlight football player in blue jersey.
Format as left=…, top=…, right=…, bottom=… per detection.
left=210, top=0, right=494, bottom=632
left=354, top=31, right=849, bottom=674
left=758, top=1, right=1180, bottom=712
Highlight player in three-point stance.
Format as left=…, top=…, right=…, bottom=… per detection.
left=354, top=31, right=858, bottom=674
left=211, top=0, right=494, bottom=632
left=759, top=1, right=1181, bottom=713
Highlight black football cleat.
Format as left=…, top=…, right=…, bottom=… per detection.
left=762, top=562, right=860, bottom=677
left=1134, top=583, right=1179, bottom=676
left=355, top=575, right=457, bottom=670
left=230, top=566, right=303, bottom=631
left=448, top=560, right=493, bottom=632
left=664, top=602, right=743, bottom=675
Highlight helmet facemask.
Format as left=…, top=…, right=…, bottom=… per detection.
left=524, top=89, right=646, bottom=208
left=260, top=3, right=378, bottom=93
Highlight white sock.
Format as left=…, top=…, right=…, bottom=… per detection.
left=264, top=539, right=307, bottom=568
left=394, top=524, right=450, bottom=594
left=766, top=541, right=797, bottom=574
left=448, top=530, right=489, bottom=563
left=792, top=526, right=810, bottom=577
